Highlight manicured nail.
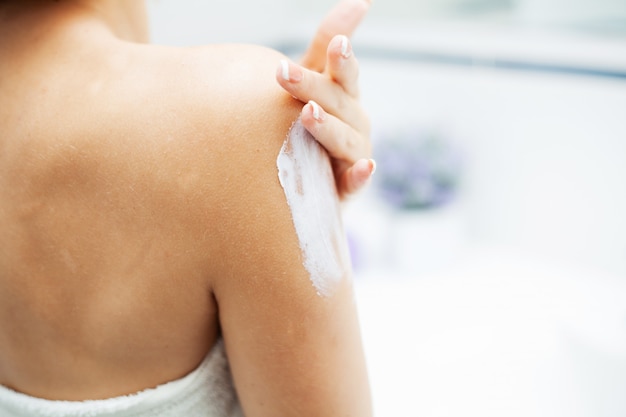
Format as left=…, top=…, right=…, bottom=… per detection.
left=279, top=59, right=302, bottom=82
left=369, top=159, right=377, bottom=175
left=309, top=100, right=324, bottom=121
left=340, top=35, right=352, bottom=59
left=280, top=59, right=290, bottom=80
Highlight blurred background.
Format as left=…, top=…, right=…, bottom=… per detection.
left=148, top=1, right=626, bottom=416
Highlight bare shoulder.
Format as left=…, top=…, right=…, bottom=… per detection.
left=2, top=39, right=303, bottom=289
left=139, top=41, right=303, bottom=252
left=137, top=42, right=301, bottom=145
left=133, top=42, right=302, bottom=202
left=98, top=42, right=304, bottom=270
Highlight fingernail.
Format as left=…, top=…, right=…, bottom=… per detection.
left=280, top=59, right=290, bottom=80
left=279, top=59, right=302, bottom=83
left=340, top=35, right=352, bottom=59
left=369, top=159, right=377, bottom=175
left=308, top=100, right=324, bottom=121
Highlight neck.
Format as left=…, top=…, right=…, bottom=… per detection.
left=83, top=0, right=149, bottom=43
left=0, top=0, right=150, bottom=43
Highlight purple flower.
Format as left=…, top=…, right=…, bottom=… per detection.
left=374, top=129, right=462, bottom=210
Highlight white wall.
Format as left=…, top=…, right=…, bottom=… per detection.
left=148, top=0, right=626, bottom=47
left=148, top=0, right=292, bottom=45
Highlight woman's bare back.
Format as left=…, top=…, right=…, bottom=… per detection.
left=0, top=2, right=300, bottom=401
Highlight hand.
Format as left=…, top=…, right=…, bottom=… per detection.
left=276, top=0, right=375, bottom=200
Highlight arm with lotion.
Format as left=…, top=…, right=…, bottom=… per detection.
left=210, top=49, right=371, bottom=417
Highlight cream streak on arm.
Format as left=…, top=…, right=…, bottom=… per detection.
left=276, top=118, right=351, bottom=297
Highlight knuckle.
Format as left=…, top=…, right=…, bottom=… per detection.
left=344, top=130, right=359, bottom=154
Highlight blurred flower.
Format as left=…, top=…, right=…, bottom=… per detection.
left=374, top=128, right=463, bottom=210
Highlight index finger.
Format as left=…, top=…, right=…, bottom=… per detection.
left=300, top=0, right=371, bottom=72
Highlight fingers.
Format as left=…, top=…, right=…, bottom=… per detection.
left=276, top=58, right=365, bottom=129
left=338, top=158, right=376, bottom=198
left=301, top=100, right=370, bottom=165
left=327, top=35, right=360, bottom=98
left=279, top=2, right=373, bottom=200
left=301, top=0, right=371, bottom=72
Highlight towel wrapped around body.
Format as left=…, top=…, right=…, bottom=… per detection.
left=0, top=341, right=242, bottom=417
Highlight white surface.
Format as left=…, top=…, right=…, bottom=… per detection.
left=349, top=45, right=626, bottom=415
left=355, top=246, right=626, bottom=417
left=148, top=0, right=626, bottom=43
left=355, top=23, right=626, bottom=73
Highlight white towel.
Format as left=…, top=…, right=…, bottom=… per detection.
left=0, top=341, right=243, bottom=417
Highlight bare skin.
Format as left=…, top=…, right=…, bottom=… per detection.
left=0, top=1, right=371, bottom=416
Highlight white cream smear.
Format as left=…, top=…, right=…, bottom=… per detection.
left=277, top=118, right=350, bottom=297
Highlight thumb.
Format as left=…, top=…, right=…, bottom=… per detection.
left=300, top=0, right=371, bottom=72
left=338, top=158, right=376, bottom=200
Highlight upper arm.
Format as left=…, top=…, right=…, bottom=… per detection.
left=206, top=48, right=372, bottom=417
